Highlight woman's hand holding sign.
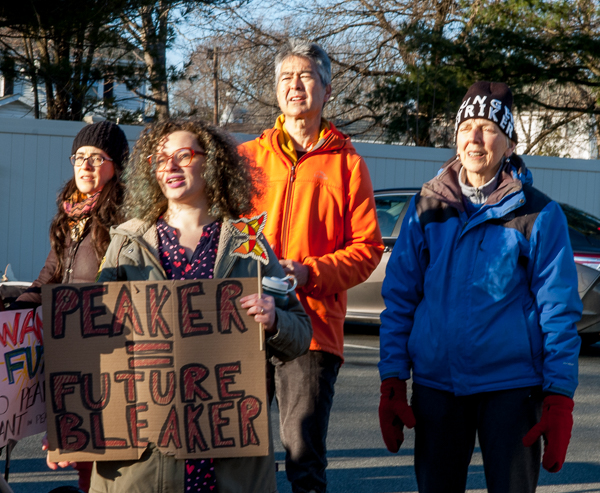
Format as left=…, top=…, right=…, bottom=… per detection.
left=240, top=294, right=276, bottom=334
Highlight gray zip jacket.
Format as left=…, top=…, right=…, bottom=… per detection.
left=90, top=218, right=312, bottom=493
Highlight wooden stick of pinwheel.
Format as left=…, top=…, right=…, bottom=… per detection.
left=227, top=212, right=269, bottom=351
left=257, top=261, right=263, bottom=349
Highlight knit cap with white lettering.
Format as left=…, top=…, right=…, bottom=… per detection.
left=455, top=81, right=518, bottom=143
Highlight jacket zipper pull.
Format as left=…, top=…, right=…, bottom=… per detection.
left=290, top=165, right=296, bottom=183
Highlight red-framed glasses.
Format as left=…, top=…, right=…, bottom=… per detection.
left=147, top=147, right=206, bottom=171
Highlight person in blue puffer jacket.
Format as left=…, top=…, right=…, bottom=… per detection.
left=378, top=81, right=582, bottom=493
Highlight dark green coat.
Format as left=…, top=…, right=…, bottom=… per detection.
left=91, top=218, right=312, bottom=493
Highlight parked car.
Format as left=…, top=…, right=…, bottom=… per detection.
left=0, top=281, right=32, bottom=310
left=346, top=189, right=600, bottom=346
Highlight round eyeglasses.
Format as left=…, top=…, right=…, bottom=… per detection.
left=147, top=147, right=206, bottom=171
left=70, top=154, right=113, bottom=167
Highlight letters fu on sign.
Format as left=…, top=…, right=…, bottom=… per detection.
left=42, top=279, right=268, bottom=462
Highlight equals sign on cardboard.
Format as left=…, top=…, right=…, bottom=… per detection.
left=126, top=341, right=174, bottom=368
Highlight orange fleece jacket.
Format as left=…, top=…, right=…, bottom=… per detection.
left=240, top=123, right=384, bottom=359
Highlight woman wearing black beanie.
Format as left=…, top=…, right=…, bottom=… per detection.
left=378, top=81, right=581, bottom=493
left=13, top=120, right=129, bottom=492
left=15, top=120, right=128, bottom=306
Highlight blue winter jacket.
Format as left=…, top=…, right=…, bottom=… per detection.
left=379, top=155, right=582, bottom=397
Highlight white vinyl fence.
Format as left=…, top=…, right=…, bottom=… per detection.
left=236, top=134, right=600, bottom=217
left=2, top=120, right=600, bottom=281
left=348, top=140, right=600, bottom=218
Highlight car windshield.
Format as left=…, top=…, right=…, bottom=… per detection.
left=376, top=195, right=411, bottom=237
left=560, top=203, right=600, bottom=236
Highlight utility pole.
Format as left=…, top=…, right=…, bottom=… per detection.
left=208, top=47, right=219, bottom=126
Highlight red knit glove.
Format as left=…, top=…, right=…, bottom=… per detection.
left=522, top=394, right=574, bottom=472
left=378, top=377, right=416, bottom=453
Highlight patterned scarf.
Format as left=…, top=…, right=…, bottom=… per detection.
left=63, top=189, right=102, bottom=238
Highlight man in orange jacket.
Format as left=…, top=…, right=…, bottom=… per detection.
left=239, top=39, right=384, bottom=493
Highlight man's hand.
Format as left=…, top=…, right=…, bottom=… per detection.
left=279, top=259, right=309, bottom=288
left=378, top=377, right=416, bottom=453
left=523, top=394, right=574, bottom=472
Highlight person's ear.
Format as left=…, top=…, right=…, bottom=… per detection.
left=324, top=84, right=332, bottom=104
left=505, top=138, right=516, bottom=158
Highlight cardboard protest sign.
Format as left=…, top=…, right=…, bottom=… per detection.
left=42, top=279, right=268, bottom=462
left=0, top=308, right=46, bottom=446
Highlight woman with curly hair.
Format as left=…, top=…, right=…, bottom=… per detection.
left=14, top=120, right=129, bottom=493
left=93, top=118, right=311, bottom=493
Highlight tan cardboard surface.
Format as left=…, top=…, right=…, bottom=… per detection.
left=42, top=279, right=268, bottom=461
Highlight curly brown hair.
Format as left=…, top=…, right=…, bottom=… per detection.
left=123, top=119, right=261, bottom=223
left=48, top=172, right=124, bottom=283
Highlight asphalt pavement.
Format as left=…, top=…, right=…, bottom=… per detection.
left=2, top=331, right=600, bottom=492
left=272, top=332, right=600, bottom=493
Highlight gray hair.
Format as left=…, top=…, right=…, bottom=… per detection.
left=274, top=39, right=331, bottom=87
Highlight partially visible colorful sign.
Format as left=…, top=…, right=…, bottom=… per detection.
left=0, top=308, right=46, bottom=446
